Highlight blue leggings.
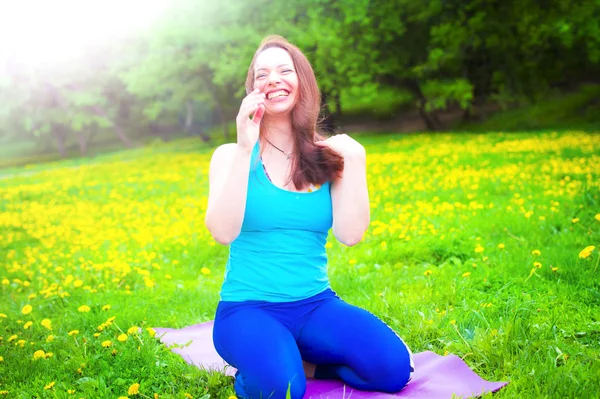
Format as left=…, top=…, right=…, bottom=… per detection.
left=213, top=289, right=414, bottom=399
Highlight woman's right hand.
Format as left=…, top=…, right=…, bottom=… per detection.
left=236, top=88, right=266, bottom=152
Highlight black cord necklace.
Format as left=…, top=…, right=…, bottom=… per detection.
left=265, top=137, right=292, bottom=160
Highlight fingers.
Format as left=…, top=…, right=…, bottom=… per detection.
left=238, top=93, right=266, bottom=121
left=252, top=104, right=265, bottom=125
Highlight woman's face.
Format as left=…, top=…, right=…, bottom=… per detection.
left=253, top=47, right=299, bottom=116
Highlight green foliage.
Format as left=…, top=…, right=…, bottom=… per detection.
left=0, top=0, right=599, bottom=160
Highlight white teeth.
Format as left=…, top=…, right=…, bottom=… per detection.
left=268, top=90, right=289, bottom=100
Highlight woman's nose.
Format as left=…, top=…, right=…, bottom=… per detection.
left=267, top=71, right=281, bottom=85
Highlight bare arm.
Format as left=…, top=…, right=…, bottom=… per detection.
left=204, top=88, right=265, bottom=244
left=317, top=134, right=370, bottom=246
left=204, top=144, right=253, bottom=244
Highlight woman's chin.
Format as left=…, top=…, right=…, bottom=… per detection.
left=265, top=105, right=294, bottom=116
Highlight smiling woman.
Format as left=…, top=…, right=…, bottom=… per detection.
left=0, top=0, right=166, bottom=71
left=204, top=35, right=414, bottom=399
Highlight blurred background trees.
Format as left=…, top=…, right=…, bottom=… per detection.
left=1, top=0, right=599, bottom=164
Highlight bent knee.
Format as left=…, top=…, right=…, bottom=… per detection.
left=368, top=344, right=414, bottom=392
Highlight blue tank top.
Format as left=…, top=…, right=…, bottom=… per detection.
left=219, top=142, right=333, bottom=302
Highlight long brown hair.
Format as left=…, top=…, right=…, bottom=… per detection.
left=245, top=35, right=344, bottom=189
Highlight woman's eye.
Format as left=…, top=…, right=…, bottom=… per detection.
left=256, top=74, right=267, bottom=79
left=281, top=69, right=293, bottom=73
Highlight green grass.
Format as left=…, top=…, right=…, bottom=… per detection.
left=1, top=130, right=599, bottom=398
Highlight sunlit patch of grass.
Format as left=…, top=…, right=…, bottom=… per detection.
left=1, top=130, right=599, bottom=398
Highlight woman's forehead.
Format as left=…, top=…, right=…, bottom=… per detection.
left=255, top=47, right=294, bottom=70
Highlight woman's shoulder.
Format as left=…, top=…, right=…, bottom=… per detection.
left=208, top=142, right=259, bottom=170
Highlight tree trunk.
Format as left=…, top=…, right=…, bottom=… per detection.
left=417, top=102, right=438, bottom=130
left=53, top=126, right=67, bottom=158
left=404, top=79, right=443, bottom=131
left=213, top=99, right=228, bottom=140
left=185, top=101, right=194, bottom=133
left=334, top=92, right=342, bottom=117
left=78, top=133, right=87, bottom=156
left=92, top=106, right=132, bottom=147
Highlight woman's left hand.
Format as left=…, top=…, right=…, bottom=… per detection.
left=315, top=134, right=366, bottom=160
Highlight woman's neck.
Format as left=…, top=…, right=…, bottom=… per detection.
left=261, top=114, right=294, bottom=151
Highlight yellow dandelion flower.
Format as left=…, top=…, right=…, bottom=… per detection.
left=102, top=304, right=111, bottom=311
left=41, top=319, right=52, bottom=330
left=462, top=272, right=471, bottom=278
left=78, top=305, right=91, bottom=313
left=552, top=267, right=559, bottom=272
left=128, top=383, right=140, bottom=395
left=572, top=218, right=580, bottom=223
left=0, top=313, right=7, bottom=318
left=595, top=214, right=600, bottom=222
left=146, top=328, right=156, bottom=337
left=531, top=249, right=541, bottom=256
left=44, top=381, right=55, bottom=390
left=0, top=356, right=3, bottom=362
left=155, top=394, right=160, bottom=399
left=106, top=316, right=116, bottom=323
left=185, top=394, right=193, bottom=399
left=112, top=349, right=118, bottom=356
left=579, top=246, right=595, bottom=259
left=46, top=335, right=54, bottom=343
left=534, top=262, right=542, bottom=268
left=450, top=320, right=456, bottom=325
left=21, top=305, right=32, bottom=315
left=102, top=340, right=112, bottom=348
left=67, top=389, right=76, bottom=394
left=118, top=397, right=129, bottom=399
left=348, top=259, right=357, bottom=265
left=474, top=245, right=484, bottom=253
left=45, top=352, right=53, bottom=358
left=8, top=334, right=18, bottom=342
left=94, top=333, right=101, bottom=338
left=127, top=326, right=139, bottom=335
left=23, top=321, right=33, bottom=329
left=424, top=270, right=432, bottom=276
left=33, top=350, right=46, bottom=360
left=118, top=334, right=128, bottom=342
left=68, top=330, right=79, bottom=336
left=1, top=278, right=9, bottom=285
left=497, top=243, right=505, bottom=249
left=200, top=267, right=211, bottom=275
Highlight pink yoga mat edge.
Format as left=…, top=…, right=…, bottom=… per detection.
left=154, top=321, right=508, bottom=399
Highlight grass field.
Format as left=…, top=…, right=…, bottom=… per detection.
left=1, top=130, right=599, bottom=399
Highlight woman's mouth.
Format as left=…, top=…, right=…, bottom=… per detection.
left=267, top=89, right=290, bottom=101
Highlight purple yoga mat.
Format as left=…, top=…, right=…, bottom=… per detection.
left=154, top=321, right=508, bottom=399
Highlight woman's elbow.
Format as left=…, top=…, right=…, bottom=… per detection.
left=335, top=228, right=367, bottom=247
left=340, top=235, right=364, bottom=247
left=205, top=216, right=238, bottom=245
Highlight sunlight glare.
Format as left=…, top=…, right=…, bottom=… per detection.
left=0, top=0, right=167, bottom=71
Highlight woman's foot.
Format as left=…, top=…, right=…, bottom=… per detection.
left=302, top=361, right=316, bottom=378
